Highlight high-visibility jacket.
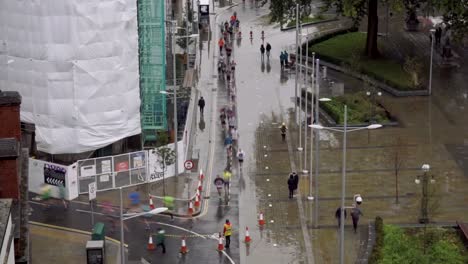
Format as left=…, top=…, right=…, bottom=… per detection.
left=224, top=223, right=232, bottom=236
left=223, top=171, right=232, bottom=182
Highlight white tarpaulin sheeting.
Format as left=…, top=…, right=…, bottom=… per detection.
left=0, top=0, right=141, bottom=154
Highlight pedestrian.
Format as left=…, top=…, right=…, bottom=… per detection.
left=58, top=183, right=68, bottom=209
left=350, top=207, right=363, bottom=233
left=102, top=201, right=116, bottom=232
left=223, top=169, right=232, bottom=193
left=198, top=96, right=205, bottom=115
left=435, top=27, right=442, bottom=46
left=335, top=207, right=347, bottom=228
left=218, top=38, right=224, bottom=52
left=230, top=127, right=238, bottom=144
left=237, top=148, right=245, bottom=164
left=260, top=44, right=265, bottom=60
left=287, top=175, right=295, bottom=199
left=163, top=196, right=175, bottom=221
left=214, top=175, right=225, bottom=197
left=293, top=171, right=299, bottom=193
left=266, top=43, right=271, bottom=59
left=155, top=228, right=166, bottom=254
left=284, top=50, right=289, bottom=66
left=226, top=44, right=232, bottom=58
left=280, top=51, right=285, bottom=69
left=223, top=219, right=233, bottom=248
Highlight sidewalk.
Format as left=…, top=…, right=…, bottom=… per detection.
left=30, top=222, right=121, bottom=264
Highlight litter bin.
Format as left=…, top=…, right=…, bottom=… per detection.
left=86, top=240, right=105, bottom=264
left=92, top=222, right=105, bottom=241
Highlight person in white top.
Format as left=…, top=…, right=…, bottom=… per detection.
left=237, top=148, right=245, bottom=164
left=231, top=127, right=238, bottom=143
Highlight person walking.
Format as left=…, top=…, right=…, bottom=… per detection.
left=223, top=219, right=233, bottom=248
left=350, top=207, right=363, bottom=233
left=237, top=148, right=245, bottom=164
left=58, top=183, right=68, bottom=209
left=335, top=207, right=347, bottom=228
left=163, top=196, right=175, bottom=221
left=214, top=175, right=225, bottom=197
left=293, top=172, right=299, bottom=194
left=284, top=50, right=289, bottom=66
left=280, top=51, right=285, bottom=69
left=155, top=228, right=166, bottom=254
left=218, top=38, right=225, bottom=53
left=260, top=44, right=265, bottom=61
left=435, top=27, right=442, bottom=46
left=198, top=96, right=205, bottom=115
left=287, top=175, right=295, bottom=199
left=223, top=169, right=232, bottom=193
left=266, top=43, right=271, bottom=59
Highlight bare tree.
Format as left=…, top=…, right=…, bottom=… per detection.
left=393, top=137, right=408, bottom=204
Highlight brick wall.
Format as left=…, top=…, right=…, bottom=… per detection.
left=0, top=105, right=21, bottom=140
left=0, top=159, right=20, bottom=199
left=0, top=91, right=22, bottom=199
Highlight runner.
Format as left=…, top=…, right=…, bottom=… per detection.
left=237, top=148, right=245, bottom=165
left=214, top=175, right=225, bottom=197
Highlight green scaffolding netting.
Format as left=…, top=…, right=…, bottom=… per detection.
left=138, top=0, right=166, bottom=143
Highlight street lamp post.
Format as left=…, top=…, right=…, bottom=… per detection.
left=169, top=29, right=198, bottom=180
left=310, top=106, right=382, bottom=264
left=298, top=24, right=303, bottom=152
left=428, top=28, right=436, bottom=95
left=303, top=33, right=310, bottom=173
left=118, top=187, right=168, bottom=264
left=415, top=164, right=434, bottom=224
left=294, top=4, right=299, bottom=117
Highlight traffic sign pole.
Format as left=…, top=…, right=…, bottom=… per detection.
left=89, top=182, right=97, bottom=226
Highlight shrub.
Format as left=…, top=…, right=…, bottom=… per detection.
left=369, top=216, right=384, bottom=264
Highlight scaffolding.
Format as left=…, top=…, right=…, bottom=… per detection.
left=138, top=0, right=167, bottom=144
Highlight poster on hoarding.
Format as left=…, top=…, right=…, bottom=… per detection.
left=44, top=164, right=66, bottom=187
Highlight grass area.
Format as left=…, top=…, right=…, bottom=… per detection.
left=286, top=14, right=328, bottom=28
left=369, top=225, right=468, bottom=264
left=310, top=32, right=415, bottom=91
left=320, top=93, right=390, bottom=125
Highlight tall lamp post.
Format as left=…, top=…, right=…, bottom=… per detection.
left=310, top=106, right=382, bottom=264
left=415, top=164, right=434, bottom=224
left=169, top=27, right=199, bottom=179
left=118, top=187, right=168, bottom=264
left=428, top=28, right=436, bottom=95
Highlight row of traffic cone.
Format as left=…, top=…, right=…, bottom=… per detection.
left=147, top=235, right=189, bottom=254
left=147, top=214, right=265, bottom=254
left=187, top=170, right=204, bottom=215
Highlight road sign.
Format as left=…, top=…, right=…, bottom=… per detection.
left=89, top=182, right=97, bottom=201
left=184, top=160, right=194, bottom=170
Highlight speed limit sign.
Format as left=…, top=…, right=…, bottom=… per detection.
left=184, top=160, right=194, bottom=170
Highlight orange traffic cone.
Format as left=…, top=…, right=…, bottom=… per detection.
left=180, top=236, right=188, bottom=254
left=149, top=196, right=155, bottom=210
left=147, top=235, right=155, bottom=250
left=197, top=180, right=202, bottom=192
left=217, top=233, right=224, bottom=251
left=258, top=212, right=265, bottom=226
left=199, top=169, right=204, bottom=181
left=194, top=194, right=200, bottom=207
left=244, top=227, right=252, bottom=243
left=188, top=201, right=194, bottom=215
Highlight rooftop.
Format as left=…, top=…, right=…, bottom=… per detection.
left=0, top=91, right=21, bottom=106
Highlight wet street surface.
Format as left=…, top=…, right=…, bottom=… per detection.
left=28, top=0, right=468, bottom=263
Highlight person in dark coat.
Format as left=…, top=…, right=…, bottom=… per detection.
left=198, top=96, right=205, bottom=115
left=287, top=175, right=295, bottom=199
left=335, top=207, right=347, bottom=228
left=293, top=172, right=299, bottom=192
left=350, top=207, right=363, bottom=233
